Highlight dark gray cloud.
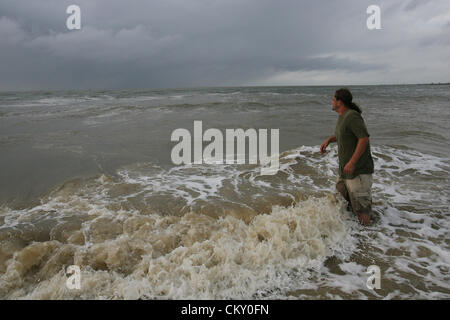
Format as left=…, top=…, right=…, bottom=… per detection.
left=0, top=0, right=449, bottom=90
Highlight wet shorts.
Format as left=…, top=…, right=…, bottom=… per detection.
left=336, top=174, right=373, bottom=214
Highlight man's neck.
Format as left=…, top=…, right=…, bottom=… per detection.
left=337, top=106, right=349, bottom=116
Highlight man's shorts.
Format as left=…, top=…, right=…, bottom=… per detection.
left=336, top=174, right=373, bottom=214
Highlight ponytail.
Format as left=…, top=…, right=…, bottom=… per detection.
left=349, top=102, right=362, bottom=114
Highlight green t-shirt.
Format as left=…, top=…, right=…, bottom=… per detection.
left=335, top=109, right=374, bottom=179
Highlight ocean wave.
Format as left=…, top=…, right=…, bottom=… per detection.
left=0, top=190, right=352, bottom=299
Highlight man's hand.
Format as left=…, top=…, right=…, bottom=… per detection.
left=344, top=160, right=356, bottom=175
left=320, top=138, right=329, bottom=154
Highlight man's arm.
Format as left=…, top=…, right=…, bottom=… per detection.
left=320, top=135, right=336, bottom=153
left=343, top=137, right=369, bottom=175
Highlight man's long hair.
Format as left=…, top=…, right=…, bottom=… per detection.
left=335, top=88, right=362, bottom=113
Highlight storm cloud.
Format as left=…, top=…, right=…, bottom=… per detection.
left=0, top=0, right=449, bottom=90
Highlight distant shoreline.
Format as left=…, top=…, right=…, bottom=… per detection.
left=0, top=82, right=449, bottom=94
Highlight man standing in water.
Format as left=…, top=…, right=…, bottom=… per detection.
left=320, top=88, right=374, bottom=225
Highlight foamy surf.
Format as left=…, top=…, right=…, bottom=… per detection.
left=0, top=193, right=352, bottom=299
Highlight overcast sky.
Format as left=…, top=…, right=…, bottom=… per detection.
left=0, top=0, right=449, bottom=91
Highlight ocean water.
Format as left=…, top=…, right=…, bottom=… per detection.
left=0, top=85, right=448, bottom=299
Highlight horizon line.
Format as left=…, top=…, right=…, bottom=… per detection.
left=0, top=82, right=449, bottom=94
